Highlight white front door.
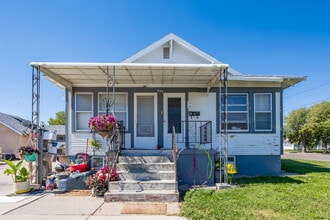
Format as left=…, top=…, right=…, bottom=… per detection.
left=134, top=93, right=157, bottom=149
left=163, top=93, right=186, bottom=149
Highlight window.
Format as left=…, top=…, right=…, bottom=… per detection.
left=163, top=47, right=170, bottom=59
left=168, top=98, right=181, bottom=133
left=57, top=135, right=65, bottom=142
left=254, top=93, right=272, bottom=131
left=221, top=94, right=248, bottom=131
left=75, top=93, right=93, bottom=131
left=98, top=93, right=128, bottom=129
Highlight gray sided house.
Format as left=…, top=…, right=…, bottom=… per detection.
left=31, top=33, right=305, bottom=177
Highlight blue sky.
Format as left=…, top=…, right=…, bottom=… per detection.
left=0, top=0, right=329, bottom=123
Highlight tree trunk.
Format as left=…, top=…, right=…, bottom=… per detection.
left=301, top=140, right=307, bottom=153
left=323, top=143, right=327, bottom=154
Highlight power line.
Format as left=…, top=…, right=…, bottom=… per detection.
left=286, top=81, right=330, bottom=99
left=284, top=97, right=330, bottom=112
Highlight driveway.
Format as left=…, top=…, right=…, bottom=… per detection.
left=282, top=152, right=330, bottom=162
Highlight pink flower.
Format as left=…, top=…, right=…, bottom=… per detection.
left=88, top=114, right=117, bottom=132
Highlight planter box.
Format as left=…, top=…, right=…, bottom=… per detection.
left=14, top=181, right=31, bottom=194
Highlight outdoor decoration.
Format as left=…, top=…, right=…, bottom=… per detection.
left=69, top=153, right=89, bottom=172
left=85, top=166, right=119, bottom=196
left=227, top=163, right=237, bottom=184
left=88, top=114, right=117, bottom=138
left=89, top=139, right=102, bottom=155
left=18, top=146, right=40, bottom=162
left=3, top=160, right=31, bottom=194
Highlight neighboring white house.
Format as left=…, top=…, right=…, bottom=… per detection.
left=31, top=33, right=305, bottom=175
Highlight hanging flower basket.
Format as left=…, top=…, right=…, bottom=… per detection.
left=24, top=152, right=37, bottom=162
left=88, top=114, right=117, bottom=138
left=18, top=146, right=40, bottom=161
left=97, top=129, right=114, bottom=138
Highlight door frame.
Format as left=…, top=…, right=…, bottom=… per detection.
left=163, top=93, right=186, bottom=149
left=134, top=93, right=158, bottom=149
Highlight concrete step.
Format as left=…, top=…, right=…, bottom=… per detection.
left=108, top=180, right=177, bottom=191
left=118, top=170, right=176, bottom=181
left=118, top=155, right=172, bottom=164
left=104, top=190, right=179, bottom=202
left=120, top=149, right=173, bottom=157
left=116, top=163, right=174, bottom=172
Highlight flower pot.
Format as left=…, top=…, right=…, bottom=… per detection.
left=24, top=153, right=37, bottom=162
left=92, top=187, right=106, bottom=197
left=14, top=181, right=31, bottom=194
left=98, top=129, right=113, bottom=138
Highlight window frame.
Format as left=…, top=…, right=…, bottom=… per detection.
left=98, top=92, right=128, bottom=130
left=75, top=92, right=93, bottom=131
left=163, top=47, right=170, bottom=59
left=254, top=93, right=272, bottom=131
left=221, top=93, right=249, bottom=132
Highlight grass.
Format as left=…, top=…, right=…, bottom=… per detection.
left=181, top=159, right=330, bottom=219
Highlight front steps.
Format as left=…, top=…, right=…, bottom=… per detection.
left=104, top=150, right=179, bottom=202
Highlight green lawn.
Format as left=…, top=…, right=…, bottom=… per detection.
left=181, top=159, right=330, bottom=219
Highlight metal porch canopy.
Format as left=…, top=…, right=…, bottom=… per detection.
left=30, top=62, right=229, bottom=92
left=30, top=62, right=305, bottom=92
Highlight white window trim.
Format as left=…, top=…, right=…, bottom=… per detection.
left=254, top=93, right=272, bottom=131
left=75, top=92, right=93, bottom=131
left=222, top=93, right=249, bottom=132
left=98, top=92, right=128, bottom=130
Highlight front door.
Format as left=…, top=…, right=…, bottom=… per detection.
left=134, top=93, right=157, bottom=149
left=163, top=93, right=185, bottom=148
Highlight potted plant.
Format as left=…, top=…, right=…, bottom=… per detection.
left=88, top=114, right=117, bottom=138
left=85, top=166, right=119, bottom=196
left=3, top=160, right=31, bottom=194
left=18, top=146, right=40, bottom=162
left=89, top=139, right=102, bottom=155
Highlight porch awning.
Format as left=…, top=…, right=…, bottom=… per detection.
left=30, top=62, right=229, bottom=91
left=30, top=62, right=305, bottom=92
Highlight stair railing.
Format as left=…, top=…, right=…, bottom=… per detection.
left=106, top=122, right=125, bottom=170
left=172, top=125, right=178, bottom=193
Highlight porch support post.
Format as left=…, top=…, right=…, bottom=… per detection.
left=31, top=66, right=44, bottom=185
left=219, top=66, right=229, bottom=184
left=106, top=65, right=116, bottom=115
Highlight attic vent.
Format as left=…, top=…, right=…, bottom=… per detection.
left=163, top=47, right=170, bottom=59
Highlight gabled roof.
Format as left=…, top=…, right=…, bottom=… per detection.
left=46, top=125, right=65, bottom=135
left=0, top=112, right=31, bottom=135
left=30, top=33, right=305, bottom=92
left=123, top=33, right=242, bottom=76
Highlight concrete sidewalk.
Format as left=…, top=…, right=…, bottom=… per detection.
left=0, top=191, right=186, bottom=220
left=0, top=161, right=185, bottom=220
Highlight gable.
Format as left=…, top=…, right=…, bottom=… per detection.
left=123, top=33, right=242, bottom=76
left=126, top=36, right=212, bottom=64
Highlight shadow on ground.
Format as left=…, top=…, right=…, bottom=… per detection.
left=281, top=159, right=330, bottom=174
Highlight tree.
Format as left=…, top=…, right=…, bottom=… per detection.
left=48, top=111, right=66, bottom=125
left=284, top=108, right=310, bottom=152
left=305, top=101, right=330, bottom=154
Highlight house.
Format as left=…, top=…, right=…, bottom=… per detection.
left=44, top=125, right=66, bottom=154
left=30, top=33, right=305, bottom=178
left=0, top=112, right=31, bottom=159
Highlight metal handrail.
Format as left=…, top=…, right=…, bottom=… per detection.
left=171, top=120, right=212, bottom=149
left=106, top=122, right=125, bottom=170
left=172, top=126, right=178, bottom=193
